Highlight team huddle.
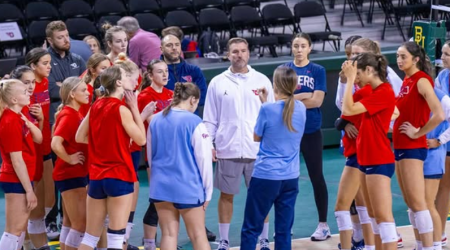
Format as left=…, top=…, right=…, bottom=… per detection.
left=1, top=17, right=450, bottom=250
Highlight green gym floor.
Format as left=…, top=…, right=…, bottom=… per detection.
left=0, top=148, right=439, bottom=249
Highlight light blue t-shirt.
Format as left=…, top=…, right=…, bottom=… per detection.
left=253, top=100, right=307, bottom=180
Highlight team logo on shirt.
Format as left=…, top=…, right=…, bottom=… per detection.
left=252, top=89, right=259, bottom=96
left=224, top=90, right=228, bottom=95
left=398, top=86, right=410, bottom=98
left=202, top=133, right=209, bottom=139
left=33, top=91, right=50, bottom=105
left=297, top=75, right=315, bottom=90
left=70, top=63, right=80, bottom=69
left=157, top=100, right=172, bottom=111
left=182, top=75, right=193, bottom=82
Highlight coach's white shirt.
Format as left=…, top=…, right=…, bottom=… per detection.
left=203, top=65, right=274, bottom=159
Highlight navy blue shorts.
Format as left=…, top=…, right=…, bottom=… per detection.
left=150, top=198, right=204, bottom=209
left=345, top=154, right=360, bottom=169
left=425, top=174, right=443, bottom=179
left=131, top=151, right=140, bottom=180
left=447, top=151, right=450, bottom=157
left=360, top=163, right=395, bottom=178
left=55, top=176, right=88, bottom=193
left=394, top=148, right=428, bottom=161
left=43, top=154, right=52, bottom=161
left=0, top=182, right=33, bottom=194
left=88, top=178, right=134, bottom=199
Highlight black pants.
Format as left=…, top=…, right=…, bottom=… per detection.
left=300, top=129, right=328, bottom=222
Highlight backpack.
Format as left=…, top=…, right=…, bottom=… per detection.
left=198, top=29, right=220, bottom=56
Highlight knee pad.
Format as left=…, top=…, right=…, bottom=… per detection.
left=60, top=226, right=70, bottom=244
left=80, top=233, right=100, bottom=249
left=370, top=218, right=380, bottom=235
left=124, top=223, right=134, bottom=242
left=107, top=228, right=126, bottom=249
left=0, top=232, right=19, bottom=250
left=408, top=208, right=417, bottom=229
left=335, top=211, right=353, bottom=231
left=65, top=229, right=84, bottom=248
left=355, top=206, right=371, bottom=224
left=379, top=222, right=398, bottom=243
left=17, top=232, right=25, bottom=250
left=28, top=218, right=46, bottom=234
left=143, top=203, right=159, bottom=227
left=415, top=210, right=434, bottom=234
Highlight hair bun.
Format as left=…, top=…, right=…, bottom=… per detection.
left=102, top=22, right=112, bottom=32
left=117, top=53, right=127, bottom=61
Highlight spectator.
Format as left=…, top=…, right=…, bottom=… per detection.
left=70, top=38, right=92, bottom=62
left=83, top=35, right=102, bottom=54
left=162, top=26, right=200, bottom=57
left=118, top=16, right=161, bottom=73
left=160, top=34, right=207, bottom=112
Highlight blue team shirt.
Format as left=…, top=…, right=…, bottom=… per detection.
left=283, top=61, right=327, bottom=134
left=253, top=100, right=307, bottom=180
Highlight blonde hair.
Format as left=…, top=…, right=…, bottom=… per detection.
left=0, top=79, right=24, bottom=117
left=102, top=22, right=127, bottom=53
left=95, top=66, right=122, bottom=98
left=54, top=77, right=83, bottom=120
left=114, top=53, right=139, bottom=74
left=352, top=38, right=381, bottom=55
left=163, top=82, right=200, bottom=116
left=273, top=67, right=298, bottom=132
left=83, top=53, right=111, bottom=84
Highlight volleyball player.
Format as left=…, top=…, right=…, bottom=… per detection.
left=394, top=41, right=445, bottom=250
left=148, top=82, right=212, bottom=250
left=25, top=48, right=53, bottom=249
left=75, top=66, right=147, bottom=250
left=282, top=33, right=329, bottom=241
left=434, top=41, right=450, bottom=245
left=138, top=59, right=172, bottom=250
left=102, top=23, right=128, bottom=62
left=0, top=79, right=41, bottom=250
left=79, top=53, right=111, bottom=117
left=51, top=77, right=90, bottom=250
left=240, top=66, right=306, bottom=250
left=342, top=53, right=398, bottom=250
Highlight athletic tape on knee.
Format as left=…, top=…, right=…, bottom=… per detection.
left=335, top=211, right=353, bottom=231
left=60, top=226, right=70, bottom=244
left=124, top=223, right=134, bottom=241
left=27, top=218, right=46, bottom=234
left=65, top=229, right=84, bottom=248
left=415, top=210, right=434, bottom=234
left=107, top=230, right=125, bottom=249
left=379, top=222, right=398, bottom=243
left=370, top=218, right=380, bottom=235
left=408, top=208, right=417, bottom=229
left=17, top=232, right=25, bottom=250
left=80, top=233, right=100, bottom=249
left=0, top=232, right=19, bottom=250
left=355, top=206, right=371, bottom=224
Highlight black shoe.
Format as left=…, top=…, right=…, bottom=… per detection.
left=127, top=244, right=139, bottom=250
left=205, top=227, right=216, bottom=242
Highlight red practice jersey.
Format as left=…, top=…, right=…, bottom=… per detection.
left=393, top=71, right=434, bottom=149
left=31, top=78, right=51, bottom=155
left=79, top=84, right=93, bottom=117
left=0, top=109, right=36, bottom=182
left=53, top=106, right=88, bottom=181
left=22, top=105, right=43, bottom=181
left=357, top=83, right=396, bottom=166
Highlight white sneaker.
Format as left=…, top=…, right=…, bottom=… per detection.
left=217, top=239, right=229, bottom=250
left=310, top=223, right=331, bottom=241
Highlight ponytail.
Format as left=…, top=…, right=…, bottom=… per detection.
left=402, top=41, right=432, bottom=76
left=162, top=82, right=199, bottom=116
left=140, top=71, right=151, bottom=92
left=273, top=67, right=298, bottom=132
left=354, top=53, right=388, bottom=83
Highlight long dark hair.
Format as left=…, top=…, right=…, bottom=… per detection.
left=353, top=52, right=388, bottom=82
left=401, top=41, right=432, bottom=76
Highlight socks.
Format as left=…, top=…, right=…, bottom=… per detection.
left=259, top=223, right=269, bottom=240
left=416, top=240, right=423, bottom=250
left=434, top=242, right=442, bottom=250
left=22, top=239, right=33, bottom=250
left=365, top=246, right=375, bottom=250
left=352, top=222, right=363, bottom=242
left=144, top=239, right=156, bottom=250
left=219, top=223, right=230, bottom=241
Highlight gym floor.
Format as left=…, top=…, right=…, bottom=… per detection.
left=2, top=147, right=439, bottom=249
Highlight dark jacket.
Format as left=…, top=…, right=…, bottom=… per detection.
left=48, top=47, right=86, bottom=124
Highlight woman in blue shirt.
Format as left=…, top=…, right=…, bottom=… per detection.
left=148, top=82, right=213, bottom=250
left=282, top=33, right=330, bottom=240
left=240, top=66, right=306, bottom=250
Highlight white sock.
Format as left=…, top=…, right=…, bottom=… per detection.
left=144, top=238, right=156, bottom=249
left=352, top=222, right=363, bottom=242
left=259, top=223, right=269, bottom=240
left=319, top=222, right=328, bottom=227
left=434, top=241, right=442, bottom=250
left=365, top=245, right=375, bottom=250
left=44, top=207, right=52, bottom=218
left=219, top=223, right=230, bottom=241
left=416, top=240, right=423, bottom=250
left=422, top=247, right=433, bottom=250
left=97, top=248, right=107, bottom=250
left=23, top=239, right=33, bottom=250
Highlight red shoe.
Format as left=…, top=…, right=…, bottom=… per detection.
left=442, top=234, right=447, bottom=246
left=397, top=233, right=404, bottom=248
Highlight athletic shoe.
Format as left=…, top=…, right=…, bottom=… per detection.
left=338, top=242, right=364, bottom=250
left=217, top=239, right=229, bottom=250
left=206, top=227, right=216, bottom=242
left=259, top=238, right=270, bottom=250
left=127, top=244, right=139, bottom=250
left=310, top=223, right=331, bottom=241
left=352, top=239, right=365, bottom=250
left=46, top=221, right=60, bottom=240
left=397, top=233, right=404, bottom=248
left=442, top=234, right=448, bottom=246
